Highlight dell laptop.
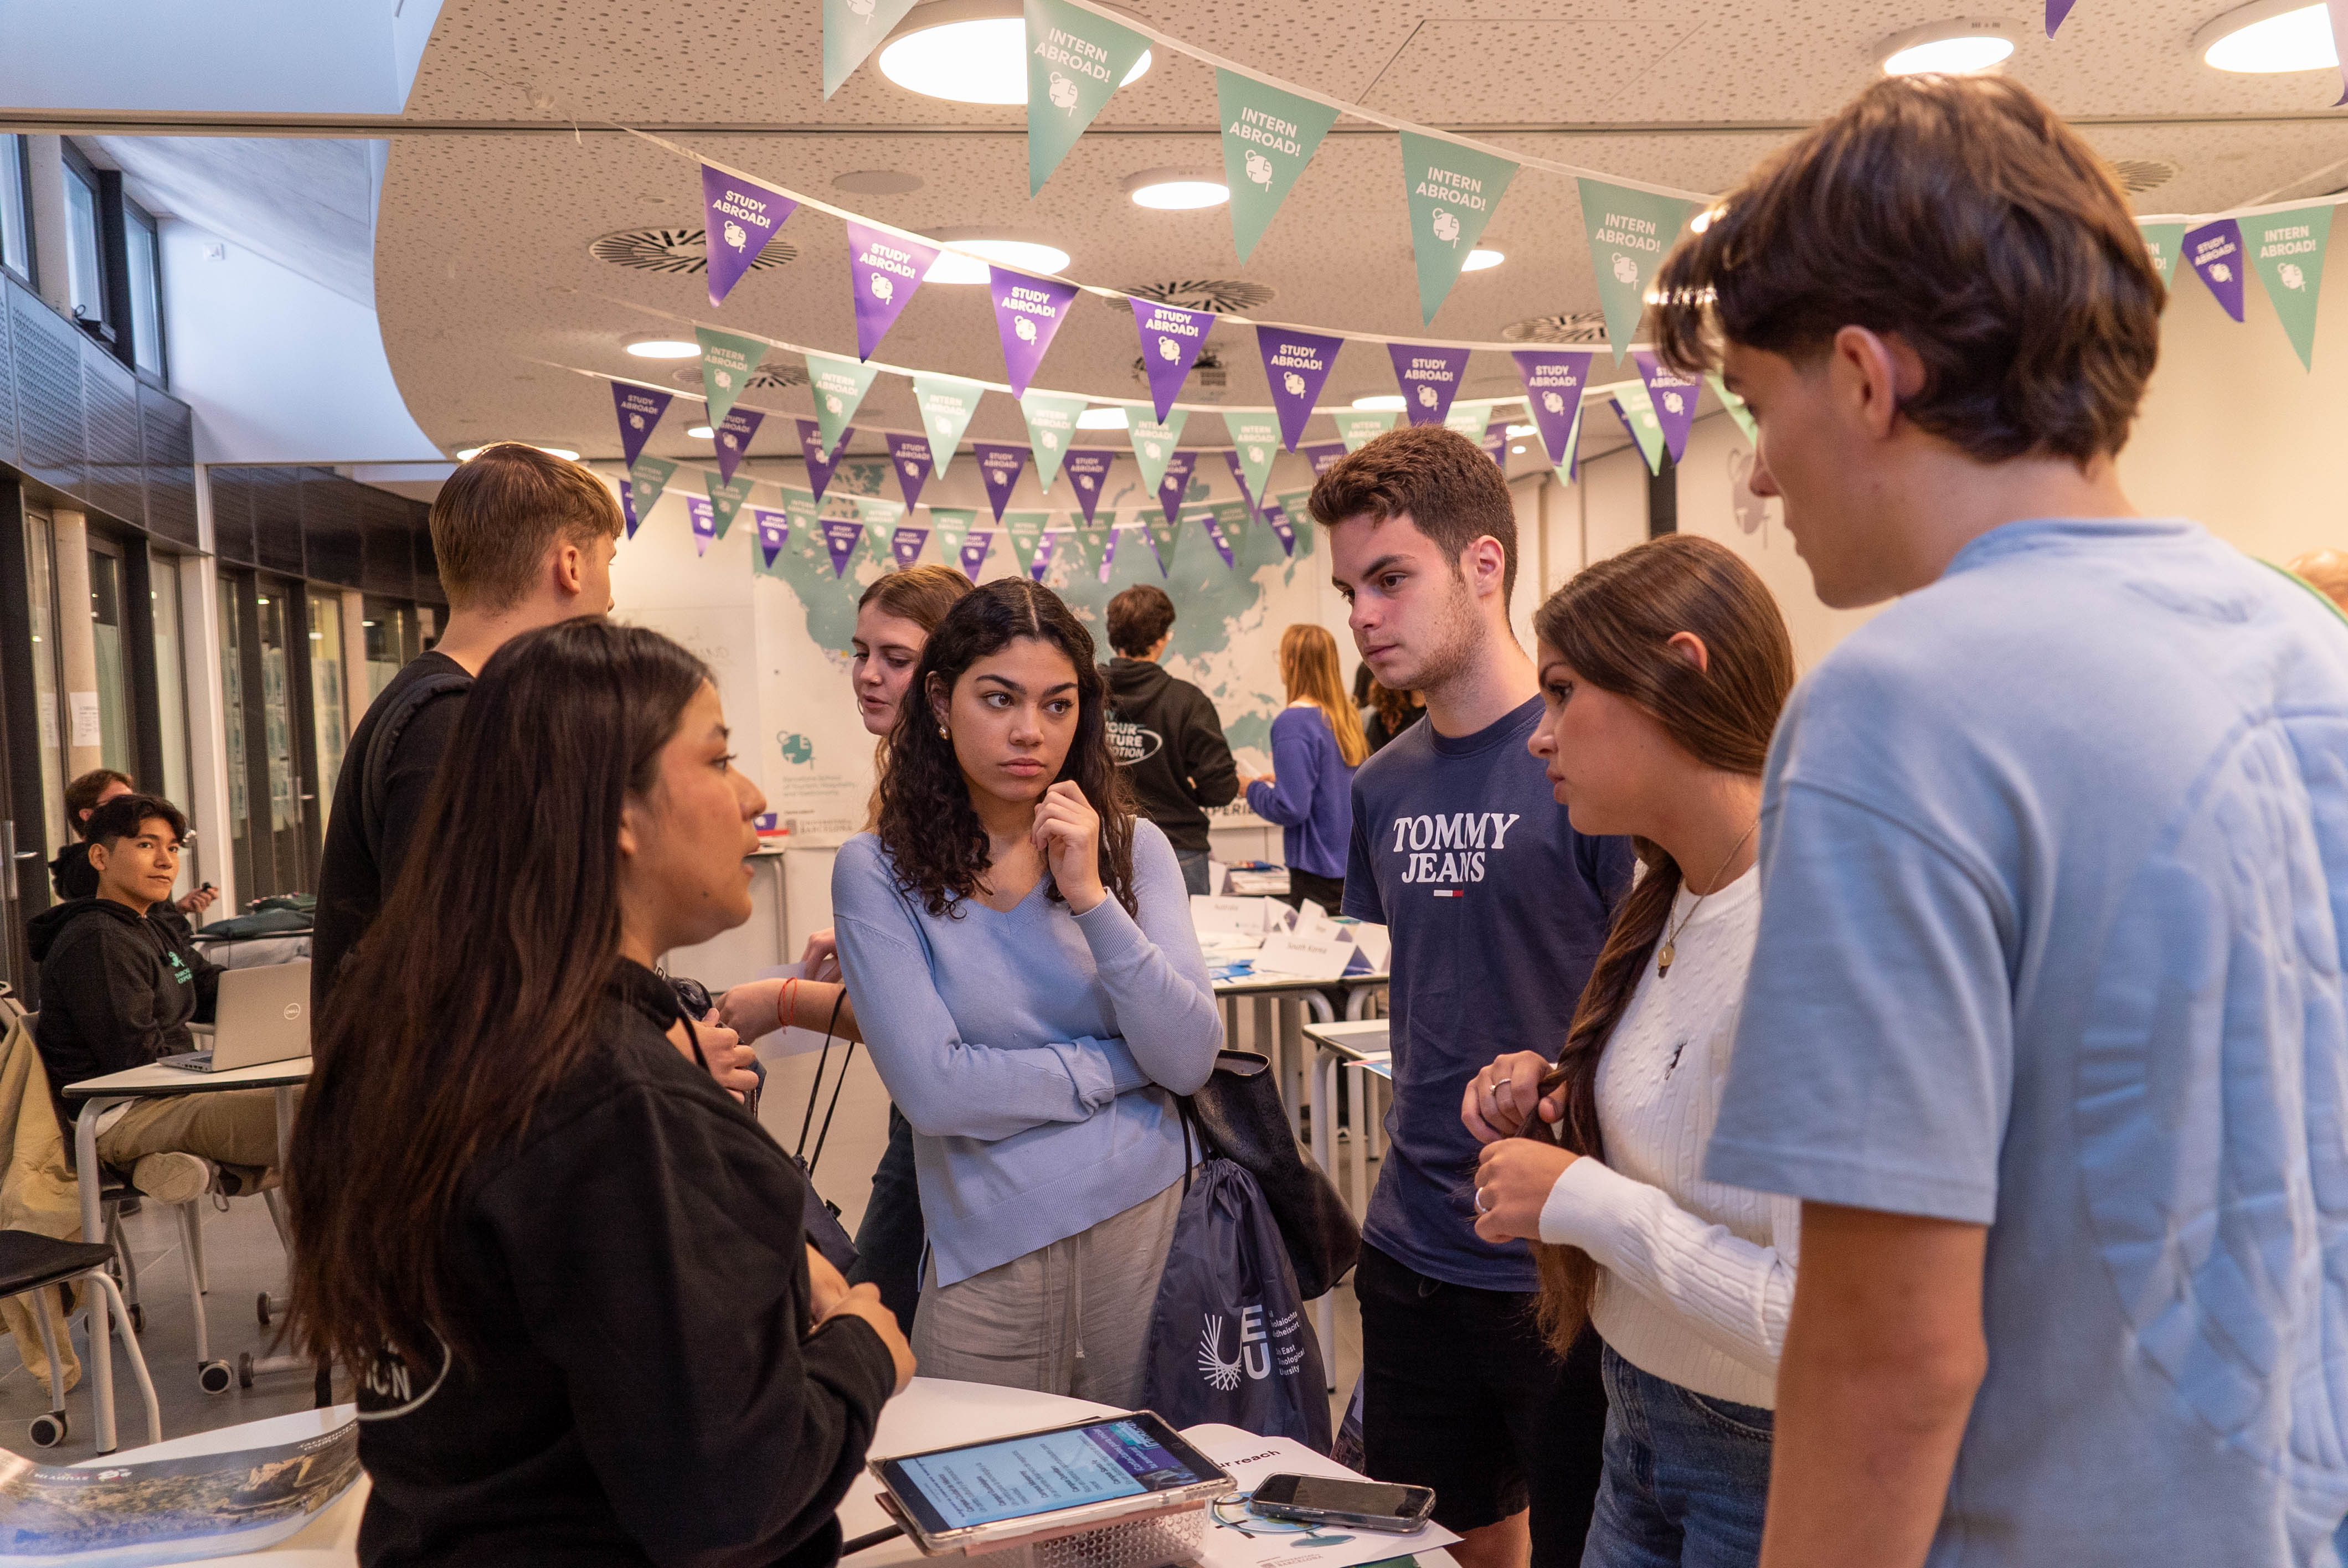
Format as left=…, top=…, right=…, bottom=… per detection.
left=166, top=960, right=311, bottom=1072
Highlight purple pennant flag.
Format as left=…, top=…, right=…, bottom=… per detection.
left=1063, top=451, right=1116, bottom=524
left=2045, top=0, right=2077, bottom=34
left=1633, top=352, right=1703, bottom=463
left=1131, top=299, right=1217, bottom=421
left=959, top=529, right=993, bottom=580
left=1156, top=450, right=1198, bottom=526
left=990, top=269, right=1080, bottom=398
left=751, top=506, right=789, bottom=569
left=974, top=442, right=1028, bottom=523
left=1196, top=509, right=1235, bottom=569
left=613, top=383, right=673, bottom=468
left=885, top=431, right=934, bottom=508
left=1482, top=421, right=1510, bottom=469
left=1097, top=528, right=1119, bottom=584
left=1303, top=441, right=1346, bottom=477
left=1512, top=350, right=1594, bottom=467
left=701, top=165, right=799, bottom=309
left=1264, top=502, right=1298, bottom=558
left=890, top=526, right=930, bottom=570
left=1028, top=530, right=1058, bottom=584
left=845, top=220, right=938, bottom=362
left=797, top=419, right=853, bottom=502
left=820, top=518, right=866, bottom=578
left=619, top=482, right=640, bottom=540
left=686, top=496, right=717, bottom=557
left=1257, top=327, right=1343, bottom=451
left=713, top=408, right=763, bottom=486
left=1388, top=343, right=1472, bottom=427
left=2184, top=219, right=2248, bottom=323
left=1224, top=450, right=1261, bottom=511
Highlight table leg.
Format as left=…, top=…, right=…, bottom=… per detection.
left=1251, top=997, right=1275, bottom=1096
left=272, top=1086, right=295, bottom=1173
left=75, top=1097, right=127, bottom=1454
left=1280, top=1000, right=1309, bottom=1132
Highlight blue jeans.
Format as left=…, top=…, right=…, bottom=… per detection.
left=1175, top=849, right=1211, bottom=896
left=846, top=1104, right=924, bottom=1336
left=1583, top=1345, right=1774, bottom=1568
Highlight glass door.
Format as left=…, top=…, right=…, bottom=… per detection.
left=218, top=574, right=255, bottom=901
left=150, top=554, right=192, bottom=812
left=85, top=540, right=135, bottom=776
left=361, top=598, right=415, bottom=698
left=306, top=590, right=347, bottom=830
left=23, top=511, right=65, bottom=859
left=253, top=581, right=308, bottom=891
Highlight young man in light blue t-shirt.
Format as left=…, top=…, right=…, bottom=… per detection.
left=1650, top=75, right=2348, bottom=1568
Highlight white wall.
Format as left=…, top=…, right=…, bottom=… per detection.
left=0, top=1, right=427, bottom=114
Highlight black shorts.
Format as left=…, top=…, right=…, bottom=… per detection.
left=1355, top=1242, right=1607, bottom=1566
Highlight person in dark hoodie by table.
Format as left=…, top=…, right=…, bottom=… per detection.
left=1101, top=584, right=1238, bottom=894
left=29, top=793, right=267, bottom=1206
left=47, top=767, right=218, bottom=922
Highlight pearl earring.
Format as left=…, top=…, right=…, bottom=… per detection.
left=938, top=724, right=949, bottom=739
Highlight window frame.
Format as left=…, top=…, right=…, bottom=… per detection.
left=123, top=196, right=166, bottom=383
left=58, top=141, right=110, bottom=338
left=0, top=135, right=32, bottom=288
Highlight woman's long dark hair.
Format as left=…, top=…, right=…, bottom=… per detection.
left=285, top=620, right=712, bottom=1375
left=1526, top=534, right=1794, bottom=1355
left=875, top=577, right=1136, bottom=917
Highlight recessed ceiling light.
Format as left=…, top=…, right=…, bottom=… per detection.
left=1352, top=394, right=1407, bottom=411
left=624, top=336, right=701, bottom=359
left=878, top=1, right=1150, bottom=105
left=687, top=425, right=715, bottom=439
left=1878, top=19, right=2015, bottom=75
left=1506, top=422, right=1539, bottom=437
left=924, top=228, right=1072, bottom=283
left=455, top=445, right=581, bottom=462
left=1461, top=247, right=1505, bottom=272
left=1511, top=443, right=1526, bottom=453
left=1124, top=168, right=1229, bottom=210
left=2197, top=0, right=2337, bottom=70
left=1690, top=206, right=1724, bottom=234
left=1076, top=406, right=1132, bottom=428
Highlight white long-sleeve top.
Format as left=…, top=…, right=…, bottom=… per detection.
left=1537, top=865, right=1799, bottom=1409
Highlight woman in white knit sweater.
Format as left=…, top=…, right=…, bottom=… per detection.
left=1461, top=534, right=1795, bottom=1568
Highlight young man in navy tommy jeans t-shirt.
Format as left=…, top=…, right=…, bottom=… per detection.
left=1312, top=425, right=1633, bottom=1568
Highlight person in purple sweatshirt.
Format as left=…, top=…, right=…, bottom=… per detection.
left=1243, top=623, right=1367, bottom=915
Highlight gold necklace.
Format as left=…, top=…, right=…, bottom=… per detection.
left=1656, top=821, right=1758, bottom=978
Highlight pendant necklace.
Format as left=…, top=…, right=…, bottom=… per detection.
left=1656, top=821, right=1758, bottom=979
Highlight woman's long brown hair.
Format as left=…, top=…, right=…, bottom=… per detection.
left=285, top=620, right=712, bottom=1376
left=1525, top=534, right=1794, bottom=1356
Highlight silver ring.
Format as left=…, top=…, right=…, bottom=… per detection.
left=1473, top=1187, right=1490, bottom=1215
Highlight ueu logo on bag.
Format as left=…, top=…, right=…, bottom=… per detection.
left=1198, top=1303, right=1312, bottom=1392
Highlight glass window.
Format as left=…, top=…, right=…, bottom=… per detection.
left=307, top=591, right=346, bottom=825
left=126, top=204, right=163, bottom=378
left=63, top=162, right=104, bottom=326
left=361, top=599, right=413, bottom=698
left=218, top=577, right=250, bottom=874
left=255, top=588, right=296, bottom=837
left=24, top=514, right=65, bottom=858
left=86, top=548, right=134, bottom=775
left=0, top=136, right=29, bottom=283
left=151, top=554, right=192, bottom=811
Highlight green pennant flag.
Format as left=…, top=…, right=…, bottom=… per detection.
left=1001, top=510, right=1049, bottom=573
left=1024, top=0, right=1151, bottom=196
left=1579, top=178, right=1695, bottom=361
left=930, top=506, right=978, bottom=569
left=1019, top=390, right=1087, bottom=492
left=806, top=352, right=881, bottom=457
left=1213, top=499, right=1254, bottom=554
left=1145, top=516, right=1183, bottom=576
left=1124, top=407, right=1191, bottom=494
left=1226, top=413, right=1280, bottom=504
left=696, top=327, right=769, bottom=431
left=2140, top=222, right=2189, bottom=288
left=705, top=470, right=755, bottom=539
left=1553, top=401, right=1586, bottom=487
left=1705, top=374, right=1756, bottom=443
left=1218, top=70, right=1340, bottom=264
left=1442, top=399, right=1495, bottom=443
left=748, top=488, right=823, bottom=579
left=629, top=456, right=678, bottom=523
left=823, top=0, right=922, bottom=97
left=852, top=495, right=906, bottom=533
left=2247, top=205, right=2334, bottom=370
left=1401, top=131, right=1517, bottom=324
left=1053, top=523, right=1089, bottom=578
left=1334, top=409, right=1396, bottom=452
left=913, top=374, right=985, bottom=477
left=1612, top=385, right=1666, bottom=476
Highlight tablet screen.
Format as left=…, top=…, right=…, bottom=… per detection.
left=885, top=1417, right=1214, bottom=1531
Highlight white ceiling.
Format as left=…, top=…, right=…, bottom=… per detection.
left=376, top=0, right=2348, bottom=467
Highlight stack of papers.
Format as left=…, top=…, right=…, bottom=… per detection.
left=1181, top=1424, right=1459, bottom=1568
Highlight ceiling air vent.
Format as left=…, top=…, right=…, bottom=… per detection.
left=2104, top=157, right=2180, bottom=196
left=1132, top=348, right=1229, bottom=398
left=1114, top=279, right=1277, bottom=314
left=671, top=363, right=809, bottom=391
left=1503, top=311, right=1610, bottom=344
left=591, top=228, right=797, bottom=275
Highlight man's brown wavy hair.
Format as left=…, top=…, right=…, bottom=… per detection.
left=1649, top=74, right=2164, bottom=465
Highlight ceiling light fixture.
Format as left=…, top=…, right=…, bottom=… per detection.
left=624, top=335, right=701, bottom=359
left=1878, top=19, right=2015, bottom=75
left=1076, top=406, right=1133, bottom=428
left=1506, top=422, right=1538, bottom=438
left=686, top=425, right=715, bottom=439
left=878, top=0, right=1150, bottom=105
left=1461, top=247, right=1505, bottom=272
left=455, top=445, right=581, bottom=462
left=1352, top=394, right=1407, bottom=411
left=1124, top=168, right=1229, bottom=210
left=924, top=228, right=1073, bottom=283
left=2197, top=0, right=2337, bottom=70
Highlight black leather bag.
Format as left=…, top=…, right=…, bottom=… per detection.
left=1180, top=1049, right=1360, bottom=1299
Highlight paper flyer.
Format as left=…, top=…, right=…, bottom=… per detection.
left=1182, top=1423, right=1459, bottom=1568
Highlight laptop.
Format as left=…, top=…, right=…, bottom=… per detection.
left=164, top=960, right=311, bottom=1072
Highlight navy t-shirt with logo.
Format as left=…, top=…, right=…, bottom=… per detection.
left=1343, top=695, right=1633, bottom=1291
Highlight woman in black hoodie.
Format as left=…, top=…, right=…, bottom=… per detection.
left=287, top=620, right=912, bottom=1567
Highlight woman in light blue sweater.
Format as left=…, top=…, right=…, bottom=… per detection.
left=831, top=579, right=1221, bottom=1404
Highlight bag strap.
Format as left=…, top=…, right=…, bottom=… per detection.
left=359, top=670, right=473, bottom=850
left=807, top=991, right=856, bottom=1174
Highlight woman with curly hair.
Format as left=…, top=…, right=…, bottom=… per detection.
left=830, top=577, right=1221, bottom=1402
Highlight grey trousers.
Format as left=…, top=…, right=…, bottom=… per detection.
left=912, top=1177, right=1186, bottom=1408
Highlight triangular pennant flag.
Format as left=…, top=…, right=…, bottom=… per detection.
left=1124, top=408, right=1190, bottom=494
left=1633, top=352, right=1701, bottom=463
left=1023, top=0, right=1151, bottom=195
left=619, top=481, right=639, bottom=539
left=1001, top=511, right=1048, bottom=575
left=844, top=220, right=939, bottom=360
left=912, top=375, right=984, bottom=476
left=1481, top=419, right=1509, bottom=469
left=1706, top=373, right=1756, bottom=443
left=1144, top=514, right=1181, bottom=576
left=706, top=470, right=755, bottom=539
left=1214, top=499, right=1253, bottom=555
left=991, top=268, right=1081, bottom=397
left=1225, top=414, right=1280, bottom=508
left=1262, top=499, right=1298, bottom=558
left=1156, top=450, right=1198, bottom=526
left=1096, top=524, right=1119, bottom=583
left=890, top=525, right=931, bottom=570
left=1055, top=524, right=1091, bottom=580
left=629, top=456, right=678, bottom=525
left=2185, top=219, right=2248, bottom=323
left=1611, top=386, right=1666, bottom=477
left=1441, top=399, right=1495, bottom=443
left=1028, top=528, right=1060, bottom=584
left=1063, top=450, right=1117, bottom=523
left=614, top=383, right=673, bottom=468
left=886, top=431, right=934, bottom=507
left=1218, top=70, right=1341, bottom=264
left=854, top=495, right=907, bottom=533
left=1388, top=343, right=1471, bottom=427
left=1257, top=326, right=1342, bottom=451
left=798, top=419, right=854, bottom=502
left=2247, top=205, right=2334, bottom=370
left=1196, top=507, right=1236, bottom=569
left=686, top=496, right=716, bottom=557
left=1401, top=131, right=1517, bottom=323
left=1512, top=350, right=1593, bottom=467
left=1303, top=441, right=1346, bottom=475
left=960, top=528, right=995, bottom=580
left=819, top=517, right=866, bottom=578
left=976, top=443, right=1029, bottom=522
left=1131, top=298, right=1217, bottom=420
left=2140, top=222, right=2188, bottom=288
left=1333, top=410, right=1396, bottom=452
left=1019, top=390, right=1087, bottom=491
left=824, top=0, right=923, bottom=97
left=1578, top=178, right=1695, bottom=360
left=805, top=352, right=881, bottom=456
left=713, top=408, right=763, bottom=486
left=2046, top=0, right=2077, bottom=34
left=931, top=507, right=976, bottom=570
left=1557, top=400, right=1587, bottom=486
left=693, top=327, right=768, bottom=431
left=701, top=166, right=799, bottom=308
left=750, top=505, right=790, bottom=569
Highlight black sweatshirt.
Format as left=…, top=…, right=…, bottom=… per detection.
left=28, top=897, right=221, bottom=1127
left=1102, top=657, right=1239, bottom=855
left=354, top=961, right=898, bottom=1568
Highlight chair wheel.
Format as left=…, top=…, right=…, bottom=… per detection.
left=256, top=1291, right=272, bottom=1327
left=199, top=1360, right=234, bottom=1394
left=28, top=1413, right=65, bottom=1447
left=238, top=1352, right=254, bottom=1389
left=127, top=1303, right=143, bottom=1334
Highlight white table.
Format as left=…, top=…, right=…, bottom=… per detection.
left=1300, top=1021, right=1392, bottom=1232
left=61, top=1055, right=312, bottom=1453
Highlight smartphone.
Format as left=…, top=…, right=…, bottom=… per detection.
left=1247, top=1474, right=1438, bottom=1534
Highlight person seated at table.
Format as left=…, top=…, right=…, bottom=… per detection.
left=832, top=578, right=1221, bottom=1405
left=287, top=618, right=912, bottom=1566
left=27, top=793, right=264, bottom=1205
left=48, top=767, right=218, bottom=921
